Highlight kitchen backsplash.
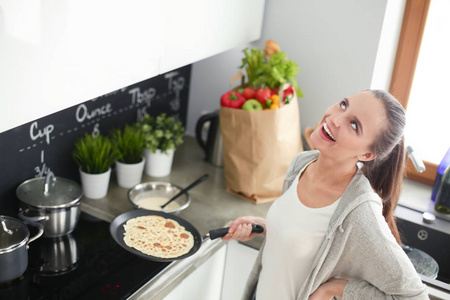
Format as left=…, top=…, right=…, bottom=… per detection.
left=0, top=65, right=191, bottom=216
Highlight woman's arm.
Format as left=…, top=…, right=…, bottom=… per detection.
left=334, top=203, right=429, bottom=299
left=308, top=278, right=348, bottom=300
left=222, top=216, right=266, bottom=242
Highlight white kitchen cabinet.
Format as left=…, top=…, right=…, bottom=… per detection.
left=162, top=245, right=227, bottom=300
left=0, top=0, right=265, bottom=133
left=162, top=240, right=259, bottom=300
left=221, top=240, right=259, bottom=300
left=159, top=0, right=265, bottom=74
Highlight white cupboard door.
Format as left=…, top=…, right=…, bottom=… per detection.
left=159, top=0, right=265, bottom=74
left=62, top=1, right=167, bottom=104
left=163, top=245, right=227, bottom=300
left=0, top=1, right=167, bottom=133
left=221, top=240, right=259, bottom=300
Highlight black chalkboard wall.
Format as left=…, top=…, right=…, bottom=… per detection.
left=0, top=65, right=191, bottom=216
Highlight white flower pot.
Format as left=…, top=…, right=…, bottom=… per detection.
left=115, top=157, right=145, bottom=188
left=144, top=148, right=174, bottom=177
left=79, top=168, right=111, bottom=199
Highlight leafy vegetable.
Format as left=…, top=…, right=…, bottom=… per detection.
left=239, top=47, right=304, bottom=97
left=240, top=48, right=266, bottom=89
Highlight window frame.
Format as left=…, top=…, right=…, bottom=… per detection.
left=389, top=0, right=437, bottom=185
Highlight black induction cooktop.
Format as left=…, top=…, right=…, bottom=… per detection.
left=0, top=213, right=169, bottom=300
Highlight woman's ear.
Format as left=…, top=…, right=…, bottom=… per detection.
left=358, top=152, right=377, bottom=162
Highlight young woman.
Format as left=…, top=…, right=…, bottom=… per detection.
left=223, top=90, right=428, bottom=299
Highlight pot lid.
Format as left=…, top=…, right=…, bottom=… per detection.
left=16, top=173, right=82, bottom=208
left=0, top=216, right=29, bottom=253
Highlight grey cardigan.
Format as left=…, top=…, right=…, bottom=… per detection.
left=242, top=151, right=428, bottom=300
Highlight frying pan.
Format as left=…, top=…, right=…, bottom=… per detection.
left=109, top=209, right=263, bottom=262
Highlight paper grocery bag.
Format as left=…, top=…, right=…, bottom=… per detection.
left=220, top=97, right=303, bottom=203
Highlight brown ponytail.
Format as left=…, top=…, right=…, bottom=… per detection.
left=362, top=90, right=406, bottom=245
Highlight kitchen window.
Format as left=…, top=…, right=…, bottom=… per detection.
left=390, top=0, right=449, bottom=185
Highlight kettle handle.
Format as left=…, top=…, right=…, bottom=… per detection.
left=195, top=112, right=217, bottom=151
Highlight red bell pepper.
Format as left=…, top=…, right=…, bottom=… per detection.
left=283, top=86, right=294, bottom=103
left=221, top=90, right=246, bottom=109
left=283, top=86, right=294, bottom=97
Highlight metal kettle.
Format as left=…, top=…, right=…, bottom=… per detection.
left=195, top=110, right=223, bottom=167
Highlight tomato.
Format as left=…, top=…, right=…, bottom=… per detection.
left=255, top=87, right=272, bottom=106
left=242, top=87, right=256, bottom=100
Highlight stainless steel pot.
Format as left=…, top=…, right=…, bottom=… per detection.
left=16, top=172, right=83, bottom=237
left=0, top=216, right=43, bottom=283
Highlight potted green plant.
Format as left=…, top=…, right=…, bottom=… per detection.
left=140, top=113, right=185, bottom=177
left=109, top=124, right=145, bottom=188
left=72, top=133, right=118, bottom=199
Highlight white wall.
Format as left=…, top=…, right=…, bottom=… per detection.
left=186, top=0, right=406, bottom=136
left=186, top=46, right=253, bottom=135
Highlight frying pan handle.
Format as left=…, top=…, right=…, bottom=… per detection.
left=208, top=228, right=229, bottom=240
left=209, top=224, right=264, bottom=240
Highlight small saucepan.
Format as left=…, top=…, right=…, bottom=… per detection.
left=16, top=172, right=83, bottom=237
left=0, top=216, right=44, bottom=283
left=109, top=209, right=263, bottom=262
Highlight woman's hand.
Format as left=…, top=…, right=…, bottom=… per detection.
left=222, top=216, right=266, bottom=242
left=308, top=278, right=348, bottom=300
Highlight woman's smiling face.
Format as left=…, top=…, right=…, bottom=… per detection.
left=310, top=91, right=387, bottom=162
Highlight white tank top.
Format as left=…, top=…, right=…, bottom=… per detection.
left=256, top=163, right=340, bottom=300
